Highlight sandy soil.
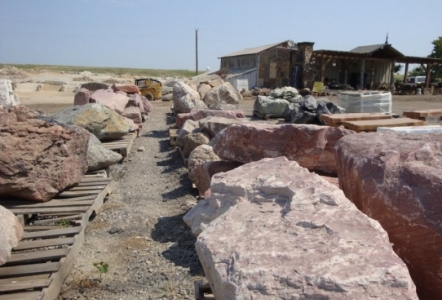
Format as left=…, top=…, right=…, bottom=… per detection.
left=2, top=69, right=442, bottom=299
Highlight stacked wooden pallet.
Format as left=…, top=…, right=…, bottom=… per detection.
left=320, top=113, right=392, bottom=127
left=101, top=131, right=137, bottom=158
left=0, top=175, right=114, bottom=300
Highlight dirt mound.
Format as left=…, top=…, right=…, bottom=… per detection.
left=73, top=76, right=93, bottom=82
left=0, top=66, right=28, bottom=79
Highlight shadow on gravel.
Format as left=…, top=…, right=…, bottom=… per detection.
left=165, top=113, right=175, bottom=126
left=157, top=148, right=182, bottom=174
left=142, top=129, right=168, bottom=139
left=161, top=173, right=198, bottom=201
left=151, top=213, right=204, bottom=276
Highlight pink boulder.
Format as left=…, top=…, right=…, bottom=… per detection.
left=189, top=109, right=245, bottom=121
left=175, top=113, right=191, bottom=129
left=74, top=88, right=90, bottom=106
left=183, top=157, right=417, bottom=299
left=122, top=106, right=142, bottom=124
left=90, top=89, right=129, bottom=114
left=111, top=83, right=140, bottom=94
left=335, top=132, right=442, bottom=299
left=212, top=123, right=354, bottom=175
left=0, top=106, right=89, bottom=202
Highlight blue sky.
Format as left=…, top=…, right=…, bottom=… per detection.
left=0, top=0, right=440, bottom=71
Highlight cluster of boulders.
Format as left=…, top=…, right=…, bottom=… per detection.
left=74, top=82, right=153, bottom=129
left=253, top=86, right=345, bottom=125
left=179, top=106, right=442, bottom=298
left=172, top=80, right=242, bottom=114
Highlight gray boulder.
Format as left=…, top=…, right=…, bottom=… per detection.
left=80, top=82, right=108, bottom=91
left=51, top=103, right=131, bottom=141
left=173, top=81, right=207, bottom=114
left=253, top=95, right=290, bottom=117
left=87, top=134, right=122, bottom=171
left=301, top=95, right=317, bottom=111
left=176, top=119, right=200, bottom=148
left=203, top=82, right=241, bottom=110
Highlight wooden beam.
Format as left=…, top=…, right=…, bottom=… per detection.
left=420, top=63, right=427, bottom=73
left=425, top=64, right=432, bottom=88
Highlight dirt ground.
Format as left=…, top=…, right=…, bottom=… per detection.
left=4, top=70, right=442, bottom=300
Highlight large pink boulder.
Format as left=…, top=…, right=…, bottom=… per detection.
left=335, top=132, right=442, bottom=299
left=0, top=205, right=23, bottom=266
left=74, top=88, right=90, bottom=106
left=90, top=89, right=129, bottom=114
left=189, top=109, right=245, bottom=121
left=0, top=106, right=89, bottom=202
left=183, top=157, right=417, bottom=299
left=212, top=123, right=354, bottom=175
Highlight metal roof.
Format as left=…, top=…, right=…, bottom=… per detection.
left=219, top=40, right=295, bottom=58
left=350, top=44, right=387, bottom=53
left=224, top=67, right=258, bottom=79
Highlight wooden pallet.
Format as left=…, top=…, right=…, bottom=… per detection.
left=101, top=131, right=137, bottom=158
left=320, top=113, right=392, bottom=127
left=253, top=111, right=281, bottom=120
left=343, top=118, right=426, bottom=132
left=169, top=128, right=180, bottom=147
left=0, top=176, right=114, bottom=300
left=194, top=280, right=214, bottom=300
left=403, top=109, right=442, bottom=120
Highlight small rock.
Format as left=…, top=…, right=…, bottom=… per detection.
left=108, top=227, right=123, bottom=234
left=137, top=146, right=145, bottom=152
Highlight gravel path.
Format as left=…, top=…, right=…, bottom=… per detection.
left=58, top=102, right=204, bottom=300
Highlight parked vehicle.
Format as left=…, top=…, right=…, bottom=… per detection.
left=406, top=76, right=426, bottom=85
left=135, top=78, right=162, bottom=101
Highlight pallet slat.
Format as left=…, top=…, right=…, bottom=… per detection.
left=343, top=118, right=425, bottom=132
left=320, top=113, right=392, bottom=126
left=6, top=249, right=69, bottom=266
left=8, top=206, right=89, bottom=215
left=0, top=291, right=43, bottom=300
left=0, top=278, right=52, bottom=292
left=13, top=238, right=75, bottom=251
left=0, top=262, right=60, bottom=278
left=22, top=227, right=81, bottom=240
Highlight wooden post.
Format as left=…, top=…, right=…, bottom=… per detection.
left=320, top=57, right=332, bottom=83
left=390, top=61, right=395, bottom=92
left=403, top=63, right=409, bottom=83
left=425, top=63, right=431, bottom=88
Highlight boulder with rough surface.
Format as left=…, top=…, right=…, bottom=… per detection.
left=175, top=113, right=191, bottom=129
left=212, top=123, right=354, bottom=175
left=253, top=95, right=290, bottom=117
left=203, top=82, right=241, bottom=110
left=182, top=132, right=211, bottom=158
left=172, top=81, right=207, bottom=114
left=0, top=107, right=89, bottom=202
left=122, top=106, right=142, bottom=124
left=51, top=103, right=131, bottom=141
left=0, top=79, right=19, bottom=108
left=190, top=109, right=245, bottom=121
left=199, top=116, right=245, bottom=138
left=335, top=132, right=442, bottom=299
left=0, top=206, right=23, bottom=266
left=183, top=157, right=418, bottom=299
left=197, top=83, right=212, bottom=99
left=90, top=89, right=129, bottom=114
left=188, top=145, right=220, bottom=180
left=74, top=88, right=90, bottom=106
left=191, top=160, right=242, bottom=198
left=176, top=119, right=200, bottom=148
left=87, top=134, right=122, bottom=171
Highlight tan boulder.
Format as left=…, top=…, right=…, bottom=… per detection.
left=182, top=132, right=210, bottom=158
left=183, top=157, right=417, bottom=299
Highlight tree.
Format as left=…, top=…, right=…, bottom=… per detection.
left=409, top=66, right=425, bottom=76
left=394, top=64, right=402, bottom=73
left=428, top=36, right=442, bottom=80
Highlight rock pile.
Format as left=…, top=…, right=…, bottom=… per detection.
left=335, top=132, right=442, bottom=299
left=253, top=86, right=302, bottom=118
left=183, top=157, right=418, bottom=299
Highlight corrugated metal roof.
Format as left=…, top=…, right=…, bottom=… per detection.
left=350, top=44, right=386, bottom=53
left=225, top=68, right=258, bottom=79
left=219, top=40, right=295, bottom=58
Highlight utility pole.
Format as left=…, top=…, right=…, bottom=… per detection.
left=195, top=28, right=198, bottom=76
